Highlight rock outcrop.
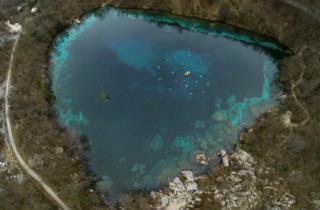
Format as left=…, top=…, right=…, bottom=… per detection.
left=152, top=171, right=203, bottom=210
left=212, top=149, right=260, bottom=209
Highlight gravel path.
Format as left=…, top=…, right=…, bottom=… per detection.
left=4, top=32, right=71, bottom=210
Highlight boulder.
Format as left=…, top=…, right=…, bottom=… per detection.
left=5, top=21, right=22, bottom=33
left=96, top=175, right=113, bottom=194
left=31, top=7, right=38, bottom=14
left=212, top=149, right=260, bottom=209
left=150, top=134, right=164, bottom=151
left=153, top=171, right=202, bottom=209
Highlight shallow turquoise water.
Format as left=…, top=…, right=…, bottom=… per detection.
left=51, top=8, right=284, bottom=198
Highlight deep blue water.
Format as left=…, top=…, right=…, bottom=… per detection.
left=51, top=8, right=284, bottom=198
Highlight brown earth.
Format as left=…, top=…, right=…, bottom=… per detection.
left=0, top=0, right=319, bottom=209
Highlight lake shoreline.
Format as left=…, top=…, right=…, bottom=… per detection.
left=50, top=6, right=286, bottom=199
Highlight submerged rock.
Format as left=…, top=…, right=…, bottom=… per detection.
left=199, top=139, right=208, bottom=150
left=194, top=120, right=206, bottom=129
left=150, top=134, right=164, bottom=151
left=148, top=157, right=183, bottom=185
left=182, top=171, right=198, bottom=191
left=131, top=163, right=146, bottom=174
left=173, top=135, right=195, bottom=152
left=222, top=155, right=229, bottom=167
left=96, top=175, right=113, bottom=194
left=212, top=111, right=227, bottom=122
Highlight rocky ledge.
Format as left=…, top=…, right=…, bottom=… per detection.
left=152, top=148, right=297, bottom=210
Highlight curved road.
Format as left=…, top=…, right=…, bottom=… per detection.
left=4, top=33, right=71, bottom=210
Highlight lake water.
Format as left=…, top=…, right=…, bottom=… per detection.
left=51, top=8, right=284, bottom=198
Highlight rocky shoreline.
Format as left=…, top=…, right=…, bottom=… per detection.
left=0, top=0, right=319, bottom=209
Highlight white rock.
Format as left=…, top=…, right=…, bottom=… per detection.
left=195, top=197, right=202, bottom=202
left=273, top=192, right=296, bottom=209
left=17, top=3, right=26, bottom=12
left=185, top=181, right=198, bottom=192
left=212, top=149, right=260, bottom=209
left=165, top=199, right=187, bottom=210
left=160, top=195, right=170, bottom=208
left=219, top=149, right=227, bottom=157
left=196, top=154, right=209, bottom=165
left=182, top=171, right=195, bottom=182
left=169, top=177, right=185, bottom=194
left=31, top=7, right=38, bottom=14
left=236, top=149, right=256, bottom=165
left=153, top=171, right=203, bottom=209
left=222, top=155, right=229, bottom=167
left=218, top=149, right=230, bottom=167
left=281, top=111, right=297, bottom=128
left=5, top=21, right=22, bottom=33
left=73, top=18, right=81, bottom=24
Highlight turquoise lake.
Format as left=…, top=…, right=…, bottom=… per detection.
left=51, top=8, right=284, bottom=198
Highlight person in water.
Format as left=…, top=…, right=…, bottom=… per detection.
left=98, top=89, right=110, bottom=103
